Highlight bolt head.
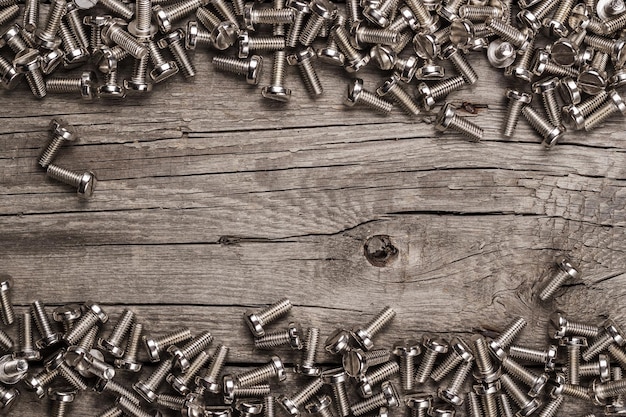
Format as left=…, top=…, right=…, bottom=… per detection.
left=150, top=61, right=179, bottom=83
left=222, top=375, right=236, bottom=404
left=362, top=6, right=389, bottom=28
left=325, top=328, right=352, bottom=354
left=168, top=346, right=191, bottom=372
left=244, top=311, right=265, bottom=337
left=287, top=47, right=316, bottom=66
left=241, top=55, right=263, bottom=85
left=0, top=24, right=22, bottom=48
left=413, top=32, right=439, bottom=60
left=551, top=39, right=578, bottom=67
left=369, top=45, right=396, bottom=71
left=262, top=85, right=292, bottom=102
left=37, top=332, right=62, bottom=349
left=133, top=380, right=159, bottom=402
left=93, top=46, right=118, bottom=74
left=398, top=6, right=418, bottom=30
left=517, top=399, right=540, bottom=417
left=423, top=336, right=448, bottom=353
left=271, top=355, right=286, bottom=380
left=236, top=399, right=264, bottom=416
left=610, top=68, right=626, bottom=89
left=450, top=337, right=474, bottom=362
left=205, top=407, right=233, bottom=417
left=44, top=349, right=66, bottom=371
left=1, top=65, right=22, bottom=91
left=559, top=77, right=581, bottom=105
left=435, top=102, right=457, bottom=131
left=405, top=395, right=432, bottom=410
left=532, top=77, right=559, bottom=94
left=343, top=348, right=367, bottom=377
left=322, top=367, right=347, bottom=384
left=557, top=257, right=580, bottom=279
left=143, top=336, right=162, bottom=362
left=542, top=125, right=566, bottom=148
left=345, top=54, right=370, bottom=73
left=25, top=375, right=46, bottom=398
left=415, top=62, right=445, bottom=80
left=392, top=341, right=421, bottom=357
left=168, top=373, right=191, bottom=395
left=544, top=345, right=558, bottom=371
left=243, top=3, right=255, bottom=30
left=449, top=18, right=474, bottom=49
left=506, top=89, right=532, bottom=104
left=93, top=377, right=110, bottom=393
left=63, top=47, right=90, bottom=69
left=473, top=380, right=501, bottom=396
left=578, top=68, right=607, bottom=96
left=377, top=76, right=399, bottom=97
left=84, top=302, right=108, bottom=323
left=569, top=3, right=590, bottom=29
left=531, top=49, right=549, bottom=77
left=124, top=79, right=154, bottom=93
left=196, top=374, right=220, bottom=393
left=416, top=82, right=435, bottom=111
left=279, top=396, right=299, bottom=416
left=516, top=9, right=541, bottom=31
left=212, top=22, right=239, bottom=51
left=543, top=18, right=569, bottom=38
left=98, top=337, right=125, bottom=358
left=560, top=336, right=588, bottom=347
left=604, top=318, right=626, bottom=345
left=14, top=48, right=41, bottom=73
left=358, top=380, right=373, bottom=397
left=14, top=348, right=41, bottom=361
left=309, top=0, right=337, bottom=19
left=380, top=381, right=399, bottom=406
left=0, top=275, right=12, bottom=292
left=128, top=19, right=158, bottom=39
left=609, top=90, right=626, bottom=116
left=598, top=353, right=611, bottom=382
left=33, top=28, right=61, bottom=50
left=286, top=322, right=304, bottom=349
left=185, top=21, right=199, bottom=50
left=48, top=387, right=77, bottom=403
left=549, top=311, right=568, bottom=337
left=528, top=373, right=549, bottom=397
left=562, top=105, right=585, bottom=131
left=351, top=328, right=374, bottom=351
left=438, top=388, right=463, bottom=406
left=286, top=0, right=310, bottom=13
left=305, top=395, right=331, bottom=414
left=49, top=119, right=77, bottom=143
left=158, top=28, right=184, bottom=48
left=238, top=30, right=252, bottom=58
left=153, top=5, right=172, bottom=34
left=0, top=387, right=19, bottom=411
left=487, top=39, right=516, bottom=68
left=98, top=84, right=126, bottom=100
left=64, top=345, right=89, bottom=368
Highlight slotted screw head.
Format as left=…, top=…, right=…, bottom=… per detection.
left=380, top=381, right=399, bottom=407
left=435, top=102, right=457, bottom=131
left=325, top=329, right=352, bottom=355
left=369, top=45, right=396, bottom=71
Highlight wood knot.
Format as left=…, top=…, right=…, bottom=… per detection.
left=364, top=235, right=398, bottom=267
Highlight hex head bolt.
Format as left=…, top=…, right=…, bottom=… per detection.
left=299, top=0, right=337, bottom=45
left=500, top=374, right=541, bottom=417
left=15, top=312, right=40, bottom=361
left=431, top=337, right=474, bottom=382
left=531, top=49, right=579, bottom=78
left=33, top=0, right=64, bottom=49
left=472, top=335, right=501, bottom=383
left=501, top=355, right=549, bottom=397
left=243, top=298, right=292, bottom=338
left=508, top=345, right=557, bottom=372
left=45, top=349, right=89, bottom=391
left=350, top=381, right=400, bottom=416
left=288, top=47, right=324, bottom=97
left=349, top=306, right=396, bottom=352
left=584, top=90, right=626, bottom=131
left=357, top=360, right=399, bottom=398
left=345, top=78, right=393, bottom=114
left=14, top=48, right=46, bottom=99
left=279, top=377, right=325, bottom=416
left=532, top=77, right=562, bottom=127
left=487, top=317, right=527, bottom=359
left=167, top=349, right=212, bottom=395
left=438, top=359, right=473, bottom=406
left=118, top=395, right=163, bottom=417
left=97, top=309, right=135, bottom=358
left=167, top=331, right=213, bottom=373
left=548, top=311, right=601, bottom=340
left=64, top=302, right=108, bottom=346
left=93, top=377, right=142, bottom=404
left=502, top=89, right=532, bottom=137
left=435, top=102, right=484, bottom=142
left=192, top=344, right=228, bottom=393
left=522, top=105, right=566, bottom=148
left=583, top=319, right=626, bottom=361
left=467, top=392, right=483, bottom=417
left=133, top=358, right=174, bottom=402
left=30, top=300, right=62, bottom=349
left=101, top=21, right=148, bottom=60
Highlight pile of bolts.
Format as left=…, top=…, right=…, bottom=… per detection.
left=0, top=257, right=622, bottom=416
left=0, top=0, right=625, bottom=144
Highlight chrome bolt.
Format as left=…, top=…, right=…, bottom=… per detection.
left=26, top=367, right=59, bottom=398
left=532, top=77, right=562, bottom=127
left=93, top=378, right=144, bottom=405
left=404, top=0, right=439, bottom=33
left=550, top=28, right=586, bottom=67
left=262, top=50, right=291, bottom=102
left=94, top=44, right=129, bottom=73
left=213, top=55, right=263, bottom=85
left=431, top=337, right=474, bottom=382
left=0, top=276, right=14, bottom=327
left=153, top=0, right=209, bottom=33
left=548, top=311, right=601, bottom=339
left=64, top=302, right=108, bottom=345
left=102, top=21, right=149, bottom=59
left=118, top=395, right=161, bottom=417
left=471, top=335, right=501, bottom=383
left=189, top=11, right=238, bottom=50
left=503, top=89, right=532, bottom=137
left=558, top=76, right=582, bottom=106
left=516, top=0, right=558, bottom=31
left=211, top=0, right=239, bottom=28
left=325, top=329, right=352, bottom=355
left=285, top=0, right=310, bottom=47
left=350, top=306, right=396, bottom=351
left=435, top=102, right=484, bottom=142
left=531, top=49, right=579, bottom=78
left=146, top=39, right=179, bottom=83
left=539, top=257, right=580, bottom=300
left=243, top=3, right=294, bottom=31
left=487, top=39, right=516, bottom=68
left=49, top=387, right=77, bottom=417
left=467, top=392, right=482, bottom=417
left=296, top=327, right=322, bottom=376
left=236, top=355, right=287, bottom=387
left=167, top=349, right=213, bottom=395
left=351, top=381, right=399, bottom=416
left=31, top=300, right=62, bottom=349
left=413, top=26, right=450, bottom=59
left=578, top=51, right=609, bottom=95
left=415, top=336, right=448, bottom=384
left=125, top=55, right=153, bottom=94
left=506, top=36, right=535, bottom=81
left=498, top=393, right=514, bottom=417
left=322, top=368, right=351, bottom=417
left=66, top=2, right=90, bottom=49
left=196, top=344, right=229, bottom=393
left=14, top=48, right=46, bottom=99
left=378, top=76, right=421, bottom=116
left=406, top=394, right=432, bottom=417
left=331, top=23, right=370, bottom=72
left=0, top=24, right=31, bottom=54
left=99, top=0, right=133, bottom=20
left=560, top=336, right=587, bottom=385
left=59, top=21, right=89, bottom=68
left=474, top=381, right=501, bottom=417
left=438, top=360, right=473, bottom=406
left=238, top=31, right=286, bottom=58
left=537, top=395, right=564, bottom=417
left=98, top=69, right=127, bottom=99
left=98, top=308, right=135, bottom=358
left=81, top=352, right=116, bottom=380
left=508, top=344, right=557, bottom=372
left=562, top=86, right=607, bottom=130
left=299, top=0, right=337, bottom=46
left=388, top=6, right=418, bottom=32
left=500, top=374, right=541, bottom=417
left=0, top=55, right=22, bottom=90
left=608, top=344, right=626, bottom=370
left=279, top=377, right=325, bottom=416
left=392, top=341, right=419, bottom=391
left=84, top=15, right=110, bottom=53
left=485, top=17, right=531, bottom=50
left=543, top=0, right=575, bottom=37
left=15, top=312, right=40, bottom=361
left=144, top=327, right=192, bottom=362
left=158, top=29, right=196, bottom=78
left=358, top=360, right=399, bottom=398
left=580, top=353, right=611, bottom=382
left=223, top=375, right=271, bottom=403
left=344, top=348, right=391, bottom=378
left=416, top=75, right=466, bottom=111
left=133, top=358, right=174, bottom=402
left=65, top=325, right=99, bottom=375
left=584, top=89, right=626, bottom=131
left=45, top=349, right=89, bottom=391
left=128, top=0, right=156, bottom=38
left=584, top=319, right=626, bottom=361
left=459, top=3, right=503, bottom=21
left=288, top=47, right=324, bottom=97
left=522, top=105, right=566, bottom=147
left=0, top=354, right=28, bottom=384
left=34, top=0, right=64, bottom=49
left=350, top=21, right=399, bottom=49
left=46, top=71, right=98, bottom=100
left=306, top=395, right=336, bottom=417
left=237, top=399, right=264, bottom=417
left=22, top=0, right=39, bottom=32
left=167, top=330, right=213, bottom=373
left=441, top=44, right=478, bottom=84
left=114, top=322, right=143, bottom=372
left=501, top=355, right=549, bottom=396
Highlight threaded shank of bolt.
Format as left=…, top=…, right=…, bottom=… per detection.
left=134, top=0, right=152, bottom=32
left=54, top=401, right=69, bottom=417
left=67, top=9, right=89, bottom=49
left=86, top=356, right=115, bottom=379
left=609, top=344, right=626, bottom=369
left=59, top=363, right=89, bottom=390
left=450, top=113, right=484, bottom=142
left=447, top=360, right=473, bottom=393
left=560, top=383, right=590, bottom=400
left=357, top=27, right=398, bottom=45
left=108, top=27, right=148, bottom=59
left=23, top=0, right=38, bottom=32
left=197, top=7, right=220, bottom=30
left=331, top=382, right=350, bottom=417
left=468, top=392, right=482, bottom=417
left=539, top=268, right=571, bottom=300
left=6, top=28, right=29, bottom=54
left=249, top=36, right=286, bottom=53
left=584, top=100, right=619, bottom=131
left=34, top=368, right=59, bottom=389
left=346, top=0, right=360, bottom=26
left=253, top=8, right=294, bottom=24
left=459, top=5, right=500, bottom=20
left=552, top=0, right=575, bottom=24
left=107, top=309, right=135, bottom=347
left=542, top=90, right=562, bottom=127
left=17, top=313, right=32, bottom=351
left=287, top=12, right=307, bottom=47
left=192, top=28, right=215, bottom=48
left=47, top=164, right=85, bottom=190
left=147, top=40, right=168, bottom=66
left=352, top=391, right=389, bottom=416
left=579, top=362, right=601, bottom=377
left=180, top=350, right=212, bottom=385
left=119, top=395, right=154, bottom=417
left=213, top=0, right=238, bottom=26
left=300, top=327, right=320, bottom=367
left=592, top=51, right=609, bottom=72
left=165, top=0, right=202, bottom=23
left=500, top=374, right=530, bottom=407
left=415, top=350, right=438, bottom=383
left=480, top=390, right=498, bottom=417
left=0, top=5, right=16, bottom=28
left=290, top=377, right=325, bottom=406
left=237, top=362, right=278, bottom=387
left=584, top=34, right=614, bottom=53
left=101, top=0, right=133, bottom=19
left=131, top=55, right=150, bottom=83
left=256, top=329, right=293, bottom=349
left=157, top=393, right=186, bottom=409
left=90, top=25, right=103, bottom=52
left=39, top=137, right=67, bottom=169
left=267, top=50, right=286, bottom=87
left=397, top=355, right=413, bottom=391
left=537, top=396, right=563, bottom=417
left=59, top=21, right=79, bottom=52
left=46, top=78, right=83, bottom=94
left=233, top=384, right=272, bottom=398
left=103, top=378, right=141, bottom=403
left=31, top=301, right=55, bottom=340
left=388, top=84, right=421, bottom=116
left=449, top=52, right=478, bottom=84
left=97, top=407, right=124, bottom=417
left=544, top=62, right=579, bottom=78
left=514, top=37, right=535, bottom=71
left=300, top=14, right=325, bottom=45
left=144, top=358, right=173, bottom=388
left=603, top=12, right=626, bottom=34
left=170, top=40, right=198, bottom=75
left=264, top=395, right=276, bottom=417
left=179, top=331, right=212, bottom=359
left=298, top=59, right=323, bottom=96
left=77, top=325, right=99, bottom=352
left=121, top=322, right=143, bottom=362
left=503, top=99, right=525, bottom=137
left=332, top=25, right=361, bottom=61
left=533, top=0, right=559, bottom=19
left=356, top=90, right=393, bottom=114
left=473, top=337, right=496, bottom=376
left=431, top=351, right=463, bottom=382
left=508, top=346, right=548, bottom=363
left=430, top=75, right=465, bottom=101
left=567, top=320, right=600, bottom=338
left=405, top=0, right=432, bottom=27
left=498, top=393, right=514, bottom=417
left=583, top=334, right=614, bottom=361
left=25, top=71, right=47, bottom=99
left=202, top=344, right=228, bottom=389
left=154, top=327, right=193, bottom=353
left=366, top=361, right=400, bottom=386
left=365, top=307, right=396, bottom=336
left=486, top=19, right=525, bottom=47
left=42, top=0, right=65, bottom=37
left=577, top=92, right=610, bottom=122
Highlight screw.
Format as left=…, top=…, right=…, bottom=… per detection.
left=580, top=353, right=611, bottom=382
left=559, top=76, right=582, bottom=107
left=330, top=23, right=370, bottom=72
left=153, top=0, right=208, bottom=33
left=133, top=358, right=174, bottom=402
left=538, top=258, right=580, bottom=300
left=325, top=329, right=352, bottom=355
left=404, top=0, right=439, bottom=32
left=238, top=31, right=286, bottom=59
left=350, top=306, right=396, bottom=351
left=65, top=2, right=90, bottom=50
left=500, top=374, right=541, bottom=417
left=285, top=0, right=309, bottom=47
left=435, top=102, right=484, bottom=142
left=488, top=317, right=527, bottom=359
left=416, top=75, right=466, bottom=111
left=128, top=0, right=156, bottom=38
left=506, top=36, right=535, bottom=81
left=0, top=24, right=31, bottom=55
left=243, top=3, right=294, bottom=30
left=157, top=30, right=195, bottom=79
left=560, top=336, right=587, bottom=385
left=609, top=344, right=626, bottom=371
left=65, top=325, right=99, bottom=372
left=223, top=375, right=271, bottom=403
left=522, top=105, right=566, bottom=148
left=93, top=45, right=130, bottom=74
left=189, top=11, right=238, bottom=50
left=279, top=377, right=325, bottom=416
left=516, top=0, right=558, bottom=31
left=578, top=52, right=609, bottom=96
left=351, top=381, right=399, bottom=416
left=124, top=55, right=153, bottom=93
left=143, top=40, right=178, bottom=83
left=81, top=352, right=116, bottom=380
left=531, top=49, right=580, bottom=78
left=25, top=367, right=59, bottom=398
left=144, top=327, right=192, bottom=362
left=415, top=336, right=448, bottom=384
left=591, top=377, right=626, bottom=404
left=167, top=349, right=212, bottom=395
left=474, top=381, right=500, bottom=417
left=45, top=349, right=89, bottom=391
left=22, top=0, right=39, bottom=32
left=405, top=395, right=431, bottom=417
left=306, top=395, right=335, bottom=417
left=50, top=388, right=76, bottom=416
left=543, top=0, right=575, bottom=37
left=362, top=0, right=400, bottom=28
left=498, top=393, right=514, bottom=417
left=503, top=89, right=533, bottom=137
left=102, top=21, right=149, bottom=59
left=93, top=377, right=142, bottom=404
left=114, top=322, right=144, bottom=372
left=350, top=21, right=399, bottom=49
left=550, top=28, right=586, bottom=67
left=118, top=395, right=162, bottom=417
left=344, top=348, right=391, bottom=378
left=501, top=355, right=549, bottom=396
left=438, top=359, right=473, bottom=406
left=155, top=392, right=202, bottom=413
left=34, top=0, right=64, bottom=49
left=64, top=302, right=108, bottom=345
left=357, top=360, right=399, bottom=398
left=322, top=368, right=351, bottom=417
left=262, top=50, right=292, bottom=102
left=237, top=399, right=264, bottom=417
left=236, top=355, right=286, bottom=387
left=413, top=26, right=449, bottom=60
left=471, top=335, right=501, bottom=383
left=46, top=71, right=98, bottom=100
left=99, top=0, right=133, bottom=20
left=299, top=0, right=337, bottom=45
left=508, top=344, right=558, bottom=372
left=84, top=15, right=109, bottom=53
left=485, top=17, right=532, bottom=50
left=47, top=164, right=97, bottom=198
left=606, top=366, right=626, bottom=413
left=0, top=354, right=27, bottom=384
left=377, top=76, right=420, bottom=116
left=39, top=119, right=78, bottom=168
left=532, top=77, right=562, bottom=127
left=0, top=54, right=21, bottom=90
left=296, top=327, right=322, bottom=376
left=584, top=89, right=626, bottom=131
left=288, top=47, right=324, bottom=97
left=486, top=39, right=516, bottom=68
left=14, top=48, right=46, bottom=99
left=0, top=275, right=14, bottom=327
left=195, top=343, right=229, bottom=392
left=431, top=337, right=473, bottom=382
left=537, top=395, right=564, bottom=417
left=210, top=0, right=239, bottom=28
left=548, top=311, right=601, bottom=339
left=392, top=341, right=420, bottom=391
left=14, top=312, right=40, bottom=361
left=167, top=330, right=213, bottom=373
left=584, top=319, right=626, bottom=361
left=440, top=44, right=478, bottom=84
left=601, top=9, right=626, bottom=35
left=97, top=308, right=135, bottom=358
left=31, top=300, right=62, bottom=349
left=467, top=392, right=482, bottom=417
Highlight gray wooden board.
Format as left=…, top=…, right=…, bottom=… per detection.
left=0, top=32, right=625, bottom=416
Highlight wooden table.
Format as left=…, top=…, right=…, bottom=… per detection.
left=1, top=43, right=624, bottom=415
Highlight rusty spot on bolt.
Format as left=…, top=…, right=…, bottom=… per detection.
left=460, top=102, right=489, bottom=114
left=364, top=235, right=398, bottom=267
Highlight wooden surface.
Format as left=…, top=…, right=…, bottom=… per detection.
left=1, top=30, right=626, bottom=416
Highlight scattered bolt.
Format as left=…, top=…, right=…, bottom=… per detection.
left=435, top=102, right=484, bottom=142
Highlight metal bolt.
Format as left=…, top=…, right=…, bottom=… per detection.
left=144, top=327, right=192, bottom=362
left=608, top=344, right=626, bottom=370
left=238, top=31, right=286, bottom=58
left=378, top=76, right=421, bottom=116
left=387, top=6, right=418, bottom=32
left=578, top=51, right=609, bottom=95
left=211, top=0, right=239, bottom=28
left=98, top=69, right=127, bottom=99
left=49, top=387, right=77, bottom=417
left=537, top=395, right=564, bottom=417
left=81, top=352, right=116, bottom=380
left=532, top=77, right=562, bottom=127
left=548, top=311, right=601, bottom=339
left=157, top=29, right=195, bottom=79
left=14, top=48, right=46, bottom=99
left=97, top=308, right=135, bottom=358
left=15, top=312, right=40, bottom=361
left=167, top=330, right=213, bottom=373
left=279, top=377, right=325, bottom=416
left=503, top=89, right=532, bottom=137
left=601, top=9, right=626, bottom=35
left=331, top=23, right=370, bottom=72
left=485, top=17, right=532, bottom=50
left=584, top=319, right=626, bottom=361
left=350, top=21, right=399, bottom=49
left=431, top=337, right=474, bottom=382
left=25, top=367, right=59, bottom=398
left=112, top=321, right=142, bottom=371
left=34, top=0, right=64, bottom=49
left=155, top=392, right=204, bottom=415
left=471, top=335, right=501, bottom=383
left=506, top=36, right=535, bottom=81
left=102, top=21, right=149, bottom=59
left=415, top=336, right=448, bottom=384
left=404, top=0, right=439, bottom=32
left=392, top=341, right=419, bottom=391
left=405, top=395, right=431, bottom=417
left=46, top=71, right=97, bottom=100
left=153, top=0, right=209, bottom=33
left=285, top=0, right=309, bottom=47
left=351, top=381, right=399, bottom=416
left=0, top=329, right=11, bottom=355
left=438, top=360, right=474, bottom=406
left=416, top=75, right=466, bottom=111
left=322, top=368, right=351, bottom=417
left=362, top=0, right=400, bottom=28
left=0, top=276, right=14, bottom=327
left=500, top=374, right=541, bottom=417
left=539, top=257, right=580, bottom=300
left=487, top=39, right=516, bottom=68
left=236, top=355, right=287, bottom=387
left=125, top=55, right=153, bottom=94
left=243, top=3, right=294, bottom=31
left=133, top=358, right=174, bottom=402
left=118, top=395, right=162, bottom=417
left=0, top=24, right=31, bottom=54
left=22, top=0, right=39, bottom=32
left=31, top=300, right=62, bottom=349
left=65, top=325, right=98, bottom=375
left=558, top=76, right=582, bottom=106
left=143, top=39, right=178, bottom=83
left=584, top=89, right=626, bottom=131
left=606, top=366, right=626, bottom=414
left=64, top=302, right=108, bottom=345
left=413, top=26, right=450, bottom=60
left=262, top=50, right=291, bottom=102
left=522, top=105, right=566, bottom=148
left=99, top=0, right=133, bottom=20
left=0, top=354, right=27, bottom=384
left=550, top=28, right=586, bottom=67
left=223, top=375, right=271, bottom=403
left=325, top=329, right=352, bottom=355
left=357, top=360, right=399, bottom=398
left=501, top=355, right=549, bottom=396
left=167, top=349, right=212, bottom=395
left=306, top=395, right=335, bottom=417
left=441, top=44, right=478, bottom=84
left=467, top=392, right=482, bottom=417
left=299, top=0, right=337, bottom=46
left=58, top=20, right=90, bottom=68
left=344, top=348, right=391, bottom=378
left=45, top=349, right=89, bottom=391
left=508, top=344, right=558, bottom=372
left=128, top=0, right=156, bottom=38
left=189, top=10, right=238, bottom=50
left=84, top=15, right=110, bottom=53
left=296, top=327, right=322, bottom=376
left=435, top=102, right=484, bottom=142
left=498, top=393, right=514, bottom=417
left=474, top=381, right=500, bottom=417
left=237, top=399, right=264, bottom=417
left=350, top=306, right=396, bottom=351
left=0, top=54, right=21, bottom=90
left=287, top=47, right=324, bottom=97
left=93, top=377, right=142, bottom=404
left=516, top=0, right=558, bottom=31
left=560, top=336, right=587, bottom=385
left=65, top=2, right=90, bottom=50
left=531, top=49, right=580, bottom=78
left=580, top=353, right=611, bottom=382
left=543, top=0, right=575, bottom=37
left=591, top=377, right=626, bottom=404
left=195, top=344, right=229, bottom=393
